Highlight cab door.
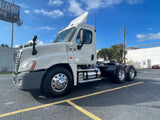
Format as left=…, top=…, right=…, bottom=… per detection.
left=73, top=26, right=96, bottom=65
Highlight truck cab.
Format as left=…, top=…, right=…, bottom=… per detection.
left=13, top=12, right=136, bottom=97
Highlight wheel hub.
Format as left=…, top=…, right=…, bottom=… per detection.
left=51, top=73, right=68, bottom=92
left=118, top=69, right=125, bottom=81
left=130, top=69, right=135, bottom=79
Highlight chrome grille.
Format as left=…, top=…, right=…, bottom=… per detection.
left=14, top=50, right=21, bottom=73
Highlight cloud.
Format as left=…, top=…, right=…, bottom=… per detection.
left=67, top=0, right=124, bottom=15
left=15, top=45, right=21, bottom=48
left=82, top=0, right=103, bottom=10
left=68, top=0, right=85, bottom=16
left=18, top=2, right=29, bottom=8
left=27, top=40, right=44, bottom=45
left=126, top=0, right=144, bottom=4
left=37, top=40, right=44, bottom=45
left=82, top=0, right=123, bottom=10
left=137, top=33, right=160, bottom=42
left=67, top=0, right=144, bottom=15
left=148, top=28, right=154, bottom=31
left=48, top=0, right=63, bottom=6
left=27, top=40, right=33, bottom=44
left=38, top=26, right=55, bottom=30
left=105, top=0, right=124, bottom=5
left=24, top=10, right=30, bottom=14
left=15, top=39, right=44, bottom=48
left=34, top=9, right=64, bottom=18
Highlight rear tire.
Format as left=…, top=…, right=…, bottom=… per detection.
left=114, top=66, right=126, bottom=83
left=42, top=67, right=73, bottom=97
left=126, top=66, right=136, bottom=81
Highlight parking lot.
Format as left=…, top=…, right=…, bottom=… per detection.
left=0, top=69, right=160, bottom=120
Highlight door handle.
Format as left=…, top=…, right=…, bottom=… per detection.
left=91, top=54, right=94, bottom=61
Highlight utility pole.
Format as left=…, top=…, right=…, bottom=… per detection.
left=95, top=10, right=96, bottom=31
left=123, top=26, right=126, bottom=64
left=11, top=0, right=14, bottom=48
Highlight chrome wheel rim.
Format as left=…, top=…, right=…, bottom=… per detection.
left=118, top=69, right=125, bottom=81
left=51, top=73, right=68, bottom=92
left=129, top=69, right=135, bottom=79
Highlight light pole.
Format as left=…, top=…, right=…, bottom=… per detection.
left=11, top=0, right=14, bottom=48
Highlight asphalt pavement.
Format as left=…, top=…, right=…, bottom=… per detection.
left=0, top=69, right=160, bottom=120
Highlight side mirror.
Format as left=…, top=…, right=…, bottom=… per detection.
left=80, top=30, right=84, bottom=43
left=77, top=30, right=85, bottom=50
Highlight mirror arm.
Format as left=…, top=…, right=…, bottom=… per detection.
left=77, top=42, right=84, bottom=50
left=32, top=35, right=37, bottom=55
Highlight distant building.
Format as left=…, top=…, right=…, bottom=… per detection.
left=126, top=44, right=160, bottom=69
left=0, top=47, right=18, bottom=73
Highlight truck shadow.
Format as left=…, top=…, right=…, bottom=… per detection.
left=29, top=78, right=114, bottom=103
left=29, top=77, right=160, bottom=108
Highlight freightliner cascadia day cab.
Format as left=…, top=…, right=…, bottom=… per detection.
left=13, top=12, right=136, bottom=97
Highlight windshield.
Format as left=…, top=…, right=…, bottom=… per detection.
left=54, top=27, right=76, bottom=43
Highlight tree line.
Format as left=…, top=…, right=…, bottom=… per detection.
left=97, top=44, right=127, bottom=63
left=16, top=42, right=36, bottom=48
left=0, top=44, right=9, bottom=47
left=0, top=43, right=35, bottom=48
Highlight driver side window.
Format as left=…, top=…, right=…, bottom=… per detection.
left=76, top=29, right=92, bottom=44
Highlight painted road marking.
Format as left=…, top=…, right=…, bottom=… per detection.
left=0, top=100, right=64, bottom=118
left=0, top=82, right=144, bottom=118
left=66, top=100, right=102, bottom=120
left=67, top=82, right=144, bottom=101
left=4, top=102, right=15, bottom=105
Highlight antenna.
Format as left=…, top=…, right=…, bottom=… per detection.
left=95, top=11, right=96, bottom=31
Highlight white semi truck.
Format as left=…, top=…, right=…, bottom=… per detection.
left=13, top=12, right=136, bottom=97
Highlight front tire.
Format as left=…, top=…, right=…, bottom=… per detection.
left=42, top=67, right=73, bottom=97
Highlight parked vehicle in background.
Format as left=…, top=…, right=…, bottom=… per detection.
left=152, top=65, right=160, bottom=69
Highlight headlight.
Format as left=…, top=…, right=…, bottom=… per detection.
left=19, top=60, right=36, bottom=72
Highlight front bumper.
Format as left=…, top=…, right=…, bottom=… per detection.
left=12, top=70, right=45, bottom=90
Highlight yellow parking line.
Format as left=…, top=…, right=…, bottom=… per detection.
left=68, top=81, right=144, bottom=101
left=0, top=100, right=64, bottom=118
left=0, top=82, right=144, bottom=118
left=66, top=100, right=102, bottom=120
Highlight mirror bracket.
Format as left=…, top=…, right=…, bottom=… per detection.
left=32, top=35, right=37, bottom=55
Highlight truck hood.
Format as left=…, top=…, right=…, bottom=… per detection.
left=19, top=42, right=68, bottom=66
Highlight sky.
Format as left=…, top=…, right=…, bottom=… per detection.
left=0, top=0, right=160, bottom=49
